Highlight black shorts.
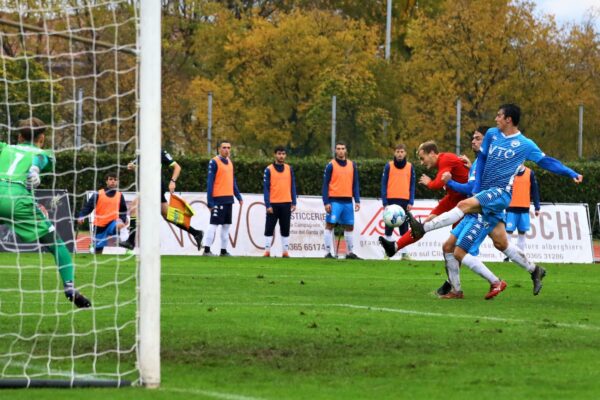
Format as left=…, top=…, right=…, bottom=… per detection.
left=161, top=182, right=168, bottom=203
left=264, top=203, right=292, bottom=237
left=210, top=204, right=233, bottom=225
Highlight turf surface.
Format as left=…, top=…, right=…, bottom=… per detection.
left=1, top=254, right=600, bottom=399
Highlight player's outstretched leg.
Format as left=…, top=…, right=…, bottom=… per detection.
left=531, top=265, right=546, bottom=296
left=40, top=233, right=92, bottom=308
left=405, top=211, right=425, bottom=240
left=378, top=236, right=398, bottom=258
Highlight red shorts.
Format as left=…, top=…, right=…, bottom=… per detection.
left=430, top=194, right=466, bottom=216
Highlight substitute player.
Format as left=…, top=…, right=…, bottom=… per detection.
left=504, top=165, right=540, bottom=259
left=380, top=143, right=415, bottom=260
left=322, top=142, right=361, bottom=259
left=263, top=146, right=297, bottom=258
left=379, top=141, right=469, bottom=256
left=388, top=104, right=582, bottom=296
left=0, top=118, right=90, bottom=307
left=77, top=172, right=128, bottom=254
left=204, top=140, right=243, bottom=256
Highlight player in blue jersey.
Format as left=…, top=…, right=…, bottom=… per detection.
left=383, top=104, right=582, bottom=296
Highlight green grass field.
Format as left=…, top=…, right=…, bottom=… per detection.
left=2, top=254, right=600, bottom=399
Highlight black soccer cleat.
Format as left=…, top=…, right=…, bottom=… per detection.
left=531, top=265, right=546, bottom=296
left=220, top=251, right=232, bottom=257
left=405, top=211, right=425, bottom=240
left=66, top=291, right=92, bottom=309
left=345, top=252, right=362, bottom=260
left=324, top=253, right=336, bottom=259
left=193, top=231, right=204, bottom=251
left=436, top=280, right=452, bottom=297
left=378, top=236, right=398, bottom=258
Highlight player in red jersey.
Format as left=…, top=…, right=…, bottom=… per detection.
left=379, top=141, right=469, bottom=254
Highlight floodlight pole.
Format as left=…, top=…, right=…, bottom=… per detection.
left=331, top=95, right=337, bottom=156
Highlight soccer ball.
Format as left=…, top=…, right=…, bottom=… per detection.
left=382, top=204, right=406, bottom=228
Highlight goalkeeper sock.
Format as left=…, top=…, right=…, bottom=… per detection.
left=324, top=229, right=333, bottom=252
left=281, top=236, right=289, bottom=252
left=344, top=231, right=354, bottom=252
left=264, top=236, right=272, bottom=250
left=220, top=224, right=231, bottom=251
left=424, top=208, right=464, bottom=232
left=40, top=234, right=74, bottom=284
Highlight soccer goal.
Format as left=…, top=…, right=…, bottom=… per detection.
left=0, top=0, right=161, bottom=388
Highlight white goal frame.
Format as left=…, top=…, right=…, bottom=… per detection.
left=138, top=0, right=162, bottom=389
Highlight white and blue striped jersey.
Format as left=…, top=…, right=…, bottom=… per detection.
left=479, top=128, right=545, bottom=191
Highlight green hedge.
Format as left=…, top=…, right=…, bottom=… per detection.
left=48, top=152, right=599, bottom=233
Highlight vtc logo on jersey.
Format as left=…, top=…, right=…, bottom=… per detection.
left=489, top=144, right=516, bottom=159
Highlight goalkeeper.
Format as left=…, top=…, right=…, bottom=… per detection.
left=0, top=118, right=91, bottom=308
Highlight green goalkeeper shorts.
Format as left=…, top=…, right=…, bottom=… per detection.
left=0, top=182, right=54, bottom=243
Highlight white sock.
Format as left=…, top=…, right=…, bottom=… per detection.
left=503, top=244, right=535, bottom=273
left=444, top=253, right=461, bottom=292
left=264, top=236, right=272, bottom=250
left=281, top=236, right=289, bottom=252
left=517, top=233, right=526, bottom=251
left=385, top=235, right=393, bottom=241
left=220, top=224, right=231, bottom=251
left=324, top=229, right=333, bottom=253
left=205, top=224, right=217, bottom=247
left=462, top=254, right=499, bottom=284
left=344, top=231, right=354, bottom=253
left=424, top=208, right=464, bottom=232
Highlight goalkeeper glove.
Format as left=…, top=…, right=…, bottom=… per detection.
left=27, top=166, right=41, bottom=188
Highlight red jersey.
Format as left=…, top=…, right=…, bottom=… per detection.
left=426, top=152, right=469, bottom=196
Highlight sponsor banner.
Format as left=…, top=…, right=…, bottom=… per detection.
left=138, top=193, right=593, bottom=263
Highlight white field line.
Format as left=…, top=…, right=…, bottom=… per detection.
left=161, top=301, right=600, bottom=331
left=162, top=387, right=266, bottom=400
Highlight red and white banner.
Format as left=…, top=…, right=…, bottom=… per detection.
left=124, top=192, right=594, bottom=263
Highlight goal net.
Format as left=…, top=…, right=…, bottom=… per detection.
left=0, top=0, right=161, bottom=388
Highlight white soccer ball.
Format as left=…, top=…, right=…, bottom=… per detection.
left=382, top=204, right=406, bottom=228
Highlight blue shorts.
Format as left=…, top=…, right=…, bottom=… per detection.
left=455, top=215, right=495, bottom=256
left=326, top=202, right=354, bottom=226
left=93, top=220, right=118, bottom=250
left=506, top=211, right=530, bottom=233
left=450, top=214, right=477, bottom=238
left=475, top=188, right=511, bottom=217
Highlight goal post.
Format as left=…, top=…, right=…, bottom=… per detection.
left=138, top=0, right=162, bottom=389
left=0, top=0, right=161, bottom=388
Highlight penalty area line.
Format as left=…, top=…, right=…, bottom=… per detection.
left=162, top=301, right=600, bottom=331
left=162, top=387, right=267, bottom=400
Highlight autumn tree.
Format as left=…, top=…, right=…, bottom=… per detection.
left=185, top=9, right=389, bottom=156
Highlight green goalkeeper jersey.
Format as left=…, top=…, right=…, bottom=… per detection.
left=0, top=142, right=54, bottom=185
